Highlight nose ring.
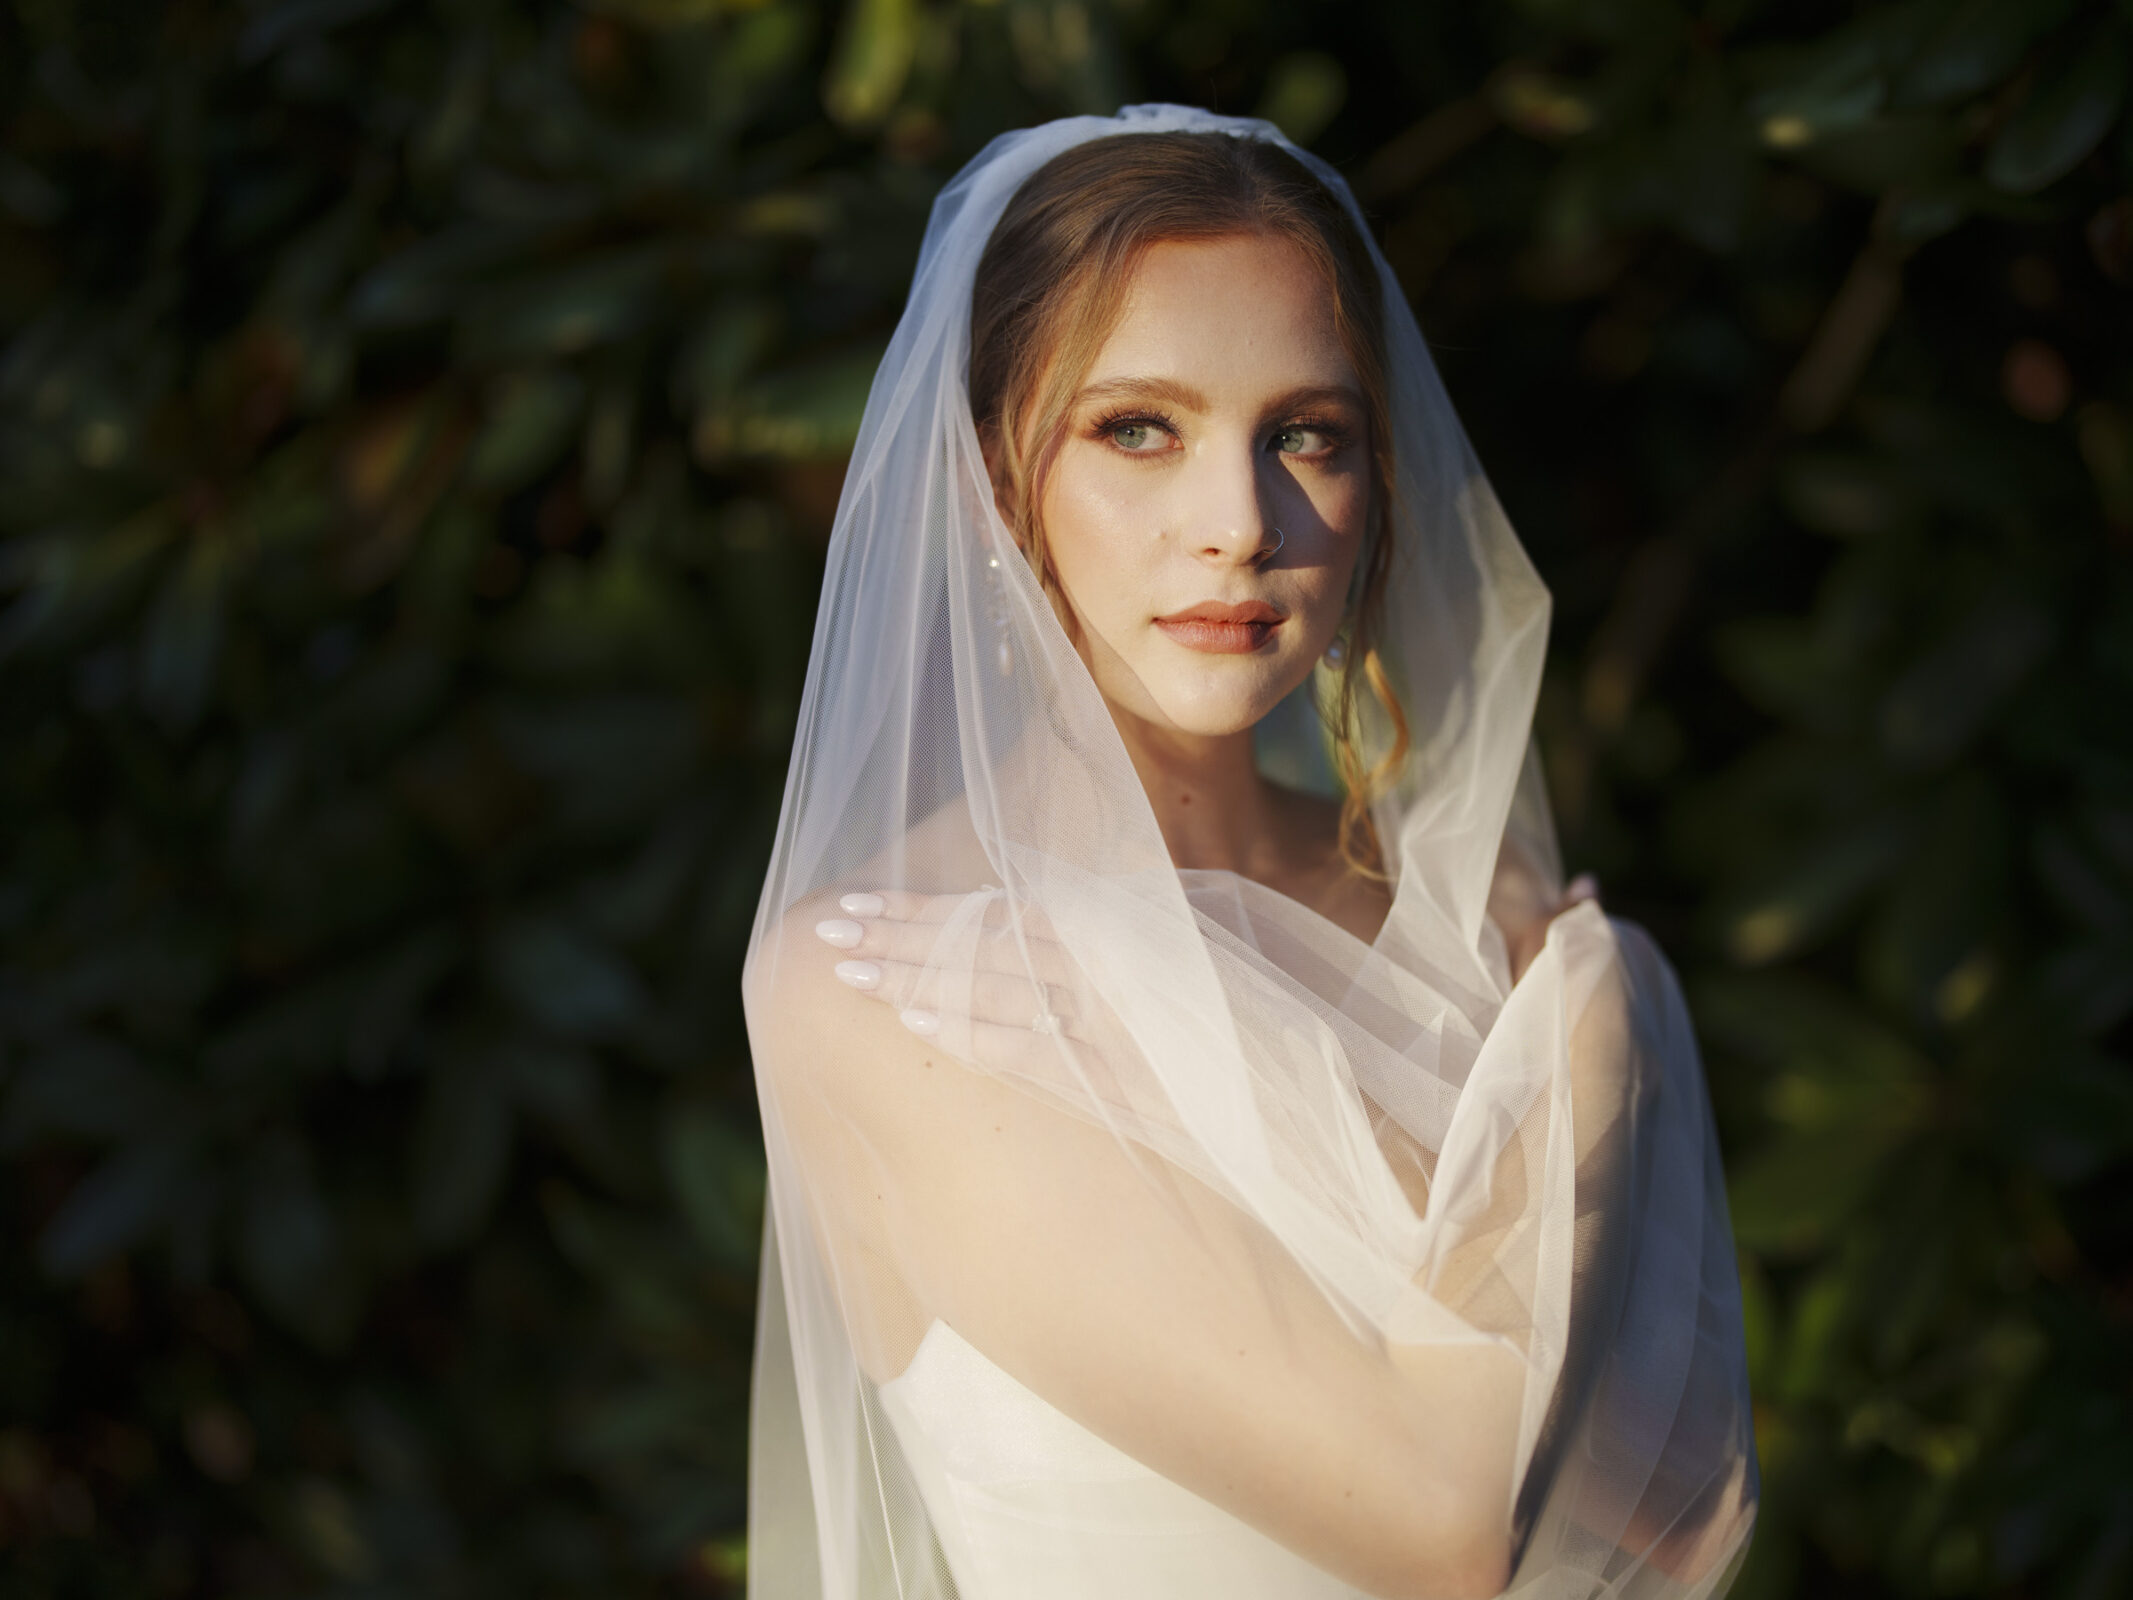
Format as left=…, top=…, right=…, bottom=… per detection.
left=1255, top=527, right=1285, bottom=567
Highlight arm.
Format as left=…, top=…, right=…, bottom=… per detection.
left=757, top=890, right=1519, bottom=1600
left=753, top=883, right=1625, bottom=1600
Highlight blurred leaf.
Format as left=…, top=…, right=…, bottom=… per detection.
left=2002, top=1049, right=2133, bottom=1182
left=1792, top=112, right=1965, bottom=194
left=1, top=1035, right=183, bottom=1149
left=674, top=298, right=780, bottom=417
left=1777, top=449, right=1921, bottom=538
left=1862, top=775, right=2010, bottom=1022
left=822, top=0, right=917, bottom=130
left=491, top=693, right=699, bottom=826
left=1713, top=616, right=1857, bottom=733
left=138, top=537, right=229, bottom=732
left=1728, top=1122, right=1901, bottom=1254
left=345, top=929, right=461, bottom=1082
left=694, top=344, right=883, bottom=463
left=1719, top=810, right=1916, bottom=965
left=1890, top=0, right=2076, bottom=107
left=489, top=556, right=707, bottom=683
left=1257, top=53, right=1349, bottom=149
left=1879, top=592, right=2053, bottom=769
left=241, top=1136, right=348, bottom=1340
left=2039, top=939, right=2133, bottom=1034
left=541, top=1182, right=703, bottom=1344
left=0, top=513, right=169, bottom=662
left=662, top=1103, right=763, bottom=1270
left=589, top=0, right=730, bottom=27
left=487, top=916, right=646, bottom=1040
left=583, top=368, right=637, bottom=511
left=1700, top=972, right=1935, bottom=1255
left=458, top=252, right=665, bottom=360
left=1698, top=971, right=1935, bottom=1110
left=506, top=1037, right=603, bottom=1125
left=2033, top=818, right=2133, bottom=936
left=412, top=1057, right=514, bottom=1250
left=1747, top=29, right=1886, bottom=148
left=349, top=225, right=539, bottom=329
left=465, top=370, right=585, bottom=495
left=38, top=1137, right=197, bottom=1275
left=1985, top=27, right=2128, bottom=193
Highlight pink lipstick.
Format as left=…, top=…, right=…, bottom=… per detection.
left=1153, top=600, right=1286, bottom=655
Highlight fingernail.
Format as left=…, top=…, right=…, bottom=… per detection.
left=1566, top=873, right=1599, bottom=902
left=815, top=918, right=864, bottom=949
left=834, top=960, right=882, bottom=991
left=899, top=1008, right=940, bottom=1037
left=839, top=892, right=886, bottom=918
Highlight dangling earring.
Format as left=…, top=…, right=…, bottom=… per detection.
left=1325, top=523, right=1375, bottom=672
left=984, top=553, right=1013, bottom=678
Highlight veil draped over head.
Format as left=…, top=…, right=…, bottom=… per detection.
left=742, top=105, right=1756, bottom=1600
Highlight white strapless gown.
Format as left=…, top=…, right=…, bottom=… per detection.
left=877, top=1319, right=1374, bottom=1600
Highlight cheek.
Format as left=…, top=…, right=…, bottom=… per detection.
left=1038, top=464, right=1158, bottom=609
left=1301, top=475, right=1372, bottom=597
left=1315, top=468, right=1372, bottom=539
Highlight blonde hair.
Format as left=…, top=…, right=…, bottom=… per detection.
left=968, top=131, right=1410, bottom=876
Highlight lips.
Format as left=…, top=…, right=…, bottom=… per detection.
left=1152, top=600, right=1286, bottom=655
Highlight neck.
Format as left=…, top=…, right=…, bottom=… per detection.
left=1106, top=706, right=1292, bottom=877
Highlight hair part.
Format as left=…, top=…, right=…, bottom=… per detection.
left=968, top=130, right=1411, bottom=877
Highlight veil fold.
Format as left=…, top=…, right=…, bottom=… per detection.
left=741, top=104, right=1756, bottom=1600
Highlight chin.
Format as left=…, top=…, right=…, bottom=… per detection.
left=1146, top=667, right=1304, bottom=737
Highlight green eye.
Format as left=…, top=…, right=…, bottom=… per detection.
left=1113, top=422, right=1154, bottom=450
left=1274, top=426, right=1324, bottom=454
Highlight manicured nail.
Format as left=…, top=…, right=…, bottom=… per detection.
left=834, top=960, right=882, bottom=991
left=1566, top=873, right=1599, bottom=903
left=839, top=892, right=886, bottom=918
left=815, top=918, right=864, bottom=949
left=900, top=1008, right=940, bottom=1037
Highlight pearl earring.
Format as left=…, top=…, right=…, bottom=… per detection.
left=1322, top=635, right=1347, bottom=670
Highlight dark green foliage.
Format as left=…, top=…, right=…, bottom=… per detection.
left=1, top=1, right=2126, bottom=1595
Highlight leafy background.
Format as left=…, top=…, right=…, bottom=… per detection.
left=2, top=0, right=2128, bottom=1595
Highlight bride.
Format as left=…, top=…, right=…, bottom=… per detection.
left=741, top=105, right=1757, bottom=1600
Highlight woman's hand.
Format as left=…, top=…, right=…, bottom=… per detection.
left=1496, top=871, right=1602, bottom=986
left=812, top=888, right=1143, bottom=1096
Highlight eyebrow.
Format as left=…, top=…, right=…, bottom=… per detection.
left=1073, top=376, right=1210, bottom=412
left=1071, top=377, right=1367, bottom=417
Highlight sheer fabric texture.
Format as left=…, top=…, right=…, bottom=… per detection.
left=741, top=104, right=1757, bottom=1600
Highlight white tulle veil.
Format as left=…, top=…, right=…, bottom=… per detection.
left=741, top=103, right=1757, bottom=1599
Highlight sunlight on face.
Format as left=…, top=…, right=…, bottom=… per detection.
left=1037, top=233, right=1372, bottom=740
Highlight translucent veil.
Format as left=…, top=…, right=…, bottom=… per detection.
left=741, top=104, right=1757, bottom=1600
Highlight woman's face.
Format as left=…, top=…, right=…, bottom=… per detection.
left=1034, top=232, right=1372, bottom=740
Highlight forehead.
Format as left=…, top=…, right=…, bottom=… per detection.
left=1083, top=233, right=1355, bottom=394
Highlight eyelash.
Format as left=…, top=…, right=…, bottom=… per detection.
left=1087, top=407, right=1355, bottom=458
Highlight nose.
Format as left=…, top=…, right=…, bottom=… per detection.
left=1185, top=440, right=1283, bottom=569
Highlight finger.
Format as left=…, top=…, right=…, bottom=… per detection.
left=1562, top=872, right=1600, bottom=906
left=816, top=911, right=1076, bottom=986
left=834, top=888, right=961, bottom=922
left=839, top=886, right=1059, bottom=941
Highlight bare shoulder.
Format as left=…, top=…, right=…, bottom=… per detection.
left=748, top=794, right=992, bottom=1064
left=746, top=796, right=1031, bottom=1376
left=1273, top=787, right=1394, bottom=946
